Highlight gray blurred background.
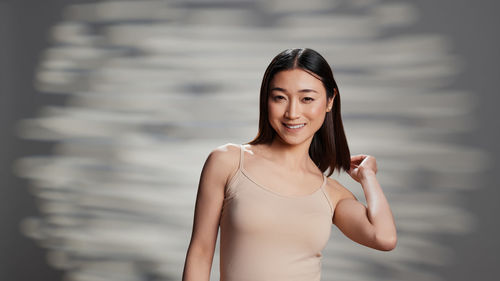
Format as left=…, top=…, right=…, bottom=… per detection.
left=1, top=0, right=499, bottom=281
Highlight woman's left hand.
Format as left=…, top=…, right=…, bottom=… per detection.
left=347, top=154, right=378, bottom=183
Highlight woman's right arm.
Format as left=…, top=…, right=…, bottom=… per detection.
left=182, top=144, right=236, bottom=281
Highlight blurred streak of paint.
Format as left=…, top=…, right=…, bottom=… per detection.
left=12, top=0, right=488, bottom=280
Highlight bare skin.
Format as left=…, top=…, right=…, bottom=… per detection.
left=182, top=69, right=397, bottom=281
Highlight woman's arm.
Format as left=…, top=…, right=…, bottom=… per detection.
left=332, top=155, right=397, bottom=251
left=182, top=145, right=236, bottom=281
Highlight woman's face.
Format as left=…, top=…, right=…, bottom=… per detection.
left=268, top=68, right=333, bottom=146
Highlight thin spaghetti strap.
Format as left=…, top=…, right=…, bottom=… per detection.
left=226, top=144, right=245, bottom=192
left=239, top=144, right=245, bottom=171
left=320, top=174, right=334, bottom=216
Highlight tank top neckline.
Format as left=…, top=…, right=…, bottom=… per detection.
left=238, top=144, right=327, bottom=199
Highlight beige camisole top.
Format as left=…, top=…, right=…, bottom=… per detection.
left=219, top=144, right=334, bottom=281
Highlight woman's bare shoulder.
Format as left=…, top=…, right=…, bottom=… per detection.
left=205, top=143, right=241, bottom=165
left=209, top=143, right=241, bottom=159
left=203, top=143, right=241, bottom=186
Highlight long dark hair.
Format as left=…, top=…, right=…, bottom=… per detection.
left=247, top=48, right=350, bottom=177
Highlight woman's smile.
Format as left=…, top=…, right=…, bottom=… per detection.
left=283, top=122, right=306, bottom=132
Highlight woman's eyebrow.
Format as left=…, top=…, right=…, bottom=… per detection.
left=298, top=89, right=319, bottom=94
left=270, top=87, right=287, bottom=92
left=270, top=87, right=319, bottom=94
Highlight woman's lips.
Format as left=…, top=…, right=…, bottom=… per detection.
left=282, top=122, right=306, bottom=132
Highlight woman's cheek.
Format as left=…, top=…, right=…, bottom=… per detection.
left=309, top=104, right=324, bottom=116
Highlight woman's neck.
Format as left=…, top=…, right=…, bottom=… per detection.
left=262, top=138, right=315, bottom=172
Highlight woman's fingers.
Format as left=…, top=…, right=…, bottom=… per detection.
left=351, top=154, right=366, bottom=160
left=350, top=154, right=378, bottom=175
left=350, top=154, right=367, bottom=165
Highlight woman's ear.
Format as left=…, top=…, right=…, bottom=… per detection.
left=327, top=91, right=335, bottom=112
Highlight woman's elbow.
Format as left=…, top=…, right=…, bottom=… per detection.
left=375, top=234, right=397, bottom=251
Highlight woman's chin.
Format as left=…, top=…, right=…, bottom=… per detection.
left=275, top=134, right=311, bottom=146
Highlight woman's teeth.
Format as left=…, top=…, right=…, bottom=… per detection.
left=285, top=123, right=305, bottom=129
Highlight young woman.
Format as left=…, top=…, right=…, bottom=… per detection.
left=182, top=48, right=397, bottom=281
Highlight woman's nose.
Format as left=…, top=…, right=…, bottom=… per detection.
left=285, top=99, right=300, bottom=119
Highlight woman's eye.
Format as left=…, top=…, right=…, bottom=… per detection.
left=304, top=97, right=314, bottom=102
left=273, top=96, right=285, bottom=101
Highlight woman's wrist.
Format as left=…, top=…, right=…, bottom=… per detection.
left=359, top=168, right=376, bottom=183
